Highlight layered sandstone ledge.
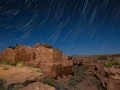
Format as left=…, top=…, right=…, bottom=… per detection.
left=73, top=57, right=120, bottom=90
left=0, top=43, right=73, bottom=79
left=19, top=82, right=55, bottom=90
left=0, top=64, right=44, bottom=85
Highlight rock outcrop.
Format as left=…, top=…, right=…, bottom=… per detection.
left=19, top=82, right=55, bottom=90
left=0, top=43, right=73, bottom=78
left=73, top=58, right=120, bottom=90
left=0, top=64, right=44, bottom=85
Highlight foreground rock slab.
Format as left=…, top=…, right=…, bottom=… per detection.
left=0, top=64, right=44, bottom=85
left=19, top=82, right=55, bottom=90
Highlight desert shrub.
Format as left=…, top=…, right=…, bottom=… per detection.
left=29, top=65, right=34, bottom=68
left=8, top=84, right=24, bottom=90
left=68, top=66, right=87, bottom=88
left=0, top=79, right=6, bottom=86
left=8, top=45, right=16, bottom=49
left=69, top=76, right=79, bottom=87
left=35, top=69, right=42, bottom=73
left=3, top=67, right=9, bottom=70
left=17, top=62, right=23, bottom=67
left=97, top=56, right=108, bottom=61
left=54, top=81, right=69, bottom=90
left=35, top=77, right=41, bottom=82
left=44, top=79, right=55, bottom=87
left=10, top=61, right=19, bottom=66
left=0, top=79, right=7, bottom=90
left=105, top=60, right=120, bottom=67
left=0, top=79, right=26, bottom=90
left=74, top=85, right=81, bottom=90
left=2, top=60, right=9, bottom=65
left=89, top=74, right=106, bottom=90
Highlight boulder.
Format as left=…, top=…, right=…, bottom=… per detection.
left=19, top=82, right=55, bottom=90
left=104, top=67, right=120, bottom=79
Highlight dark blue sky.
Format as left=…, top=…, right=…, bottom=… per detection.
left=0, top=0, right=120, bottom=56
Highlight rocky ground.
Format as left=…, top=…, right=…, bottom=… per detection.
left=0, top=64, right=44, bottom=90
left=0, top=63, right=105, bottom=90
left=1, top=54, right=120, bottom=90
left=43, top=66, right=105, bottom=90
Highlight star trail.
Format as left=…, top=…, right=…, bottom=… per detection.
left=0, top=0, right=120, bottom=55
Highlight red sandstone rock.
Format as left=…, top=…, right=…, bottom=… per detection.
left=104, top=67, right=120, bottom=79
left=19, top=82, right=55, bottom=90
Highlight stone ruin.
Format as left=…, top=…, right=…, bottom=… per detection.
left=0, top=43, right=73, bottom=79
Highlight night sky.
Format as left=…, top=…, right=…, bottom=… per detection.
left=0, top=0, right=120, bottom=56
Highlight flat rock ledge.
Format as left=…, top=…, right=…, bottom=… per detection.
left=19, top=82, right=55, bottom=90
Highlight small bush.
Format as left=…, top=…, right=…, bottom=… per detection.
left=89, top=74, right=106, bottom=90
left=0, top=79, right=25, bottom=90
left=17, top=62, right=23, bottom=67
left=35, top=69, right=42, bottom=73
left=68, top=66, right=87, bottom=88
left=0, top=79, right=7, bottom=90
left=29, top=65, right=34, bottom=68
left=3, top=67, right=9, bottom=70
left=54, top=81, right=69, bottom=90
left=44, top=79, right=55, bottom=87
left=10, top=61, right=18, bottom=66
left=2, top=60, right=9, bottom=65
left=105, top=60, right=120, bottom=67
left=97, top=56, right=108, bottom=61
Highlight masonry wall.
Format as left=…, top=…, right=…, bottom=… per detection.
left=40, top=47, right=53, bottom=63
left=15, top=49, right=31, bottom=62
left=0, top=48, right=15, bottom=62
left=53, top=49, right=62, bottom=62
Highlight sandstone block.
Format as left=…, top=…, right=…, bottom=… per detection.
left=38, top=62, right=62, bottom=78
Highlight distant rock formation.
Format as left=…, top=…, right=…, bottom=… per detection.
left=0, top=43, right=73, bottom=78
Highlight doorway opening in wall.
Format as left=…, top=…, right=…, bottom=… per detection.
left=32, top=52, right=36, bottom=60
